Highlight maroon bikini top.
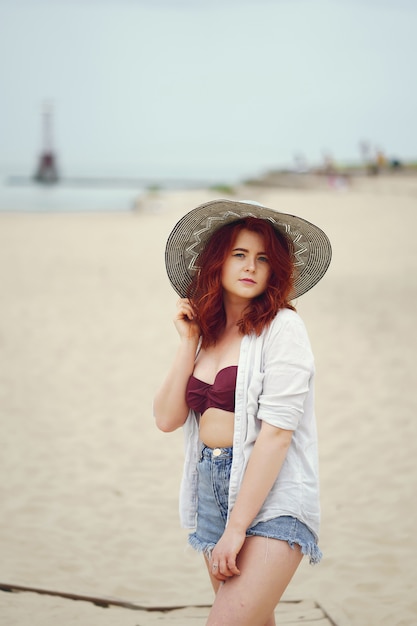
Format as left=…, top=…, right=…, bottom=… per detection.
left=186, top=365, right=238, bottom=414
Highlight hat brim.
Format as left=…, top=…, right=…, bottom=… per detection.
left=165, top=199, right=332, bottom=300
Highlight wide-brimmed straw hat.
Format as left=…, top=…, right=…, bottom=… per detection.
left=165, top=199, right=332, bottom=300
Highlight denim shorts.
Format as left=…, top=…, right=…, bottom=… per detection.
left=188, top=446, right=322, bottom=565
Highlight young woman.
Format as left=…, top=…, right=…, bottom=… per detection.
left=154, top=199, right=331, bottom=626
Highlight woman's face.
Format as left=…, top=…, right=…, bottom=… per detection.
left=221, top=229, right=271, bottom=302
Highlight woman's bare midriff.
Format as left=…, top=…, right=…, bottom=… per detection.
left=199, top=407, right=235, bottom=448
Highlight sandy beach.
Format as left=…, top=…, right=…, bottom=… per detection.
left=1, top=176, right=416, bottom=625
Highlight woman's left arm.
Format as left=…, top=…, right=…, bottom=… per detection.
left=211, top=313, right=313, bottom=581
left=210, top=421, right=293, bottom=580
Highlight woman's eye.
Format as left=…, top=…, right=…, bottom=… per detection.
left=258, top=256, right=269, bottom=263
left=233, top=253, right=245, bottom=258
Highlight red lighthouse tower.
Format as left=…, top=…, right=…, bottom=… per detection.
left=34, top=102, right=59, bottom=184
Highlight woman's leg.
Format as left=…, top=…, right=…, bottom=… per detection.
left=204, top=555, right=275, bottom=625
left=205, top=536, right=303, bottom=626
left=204, top=550, right=278, bottom=626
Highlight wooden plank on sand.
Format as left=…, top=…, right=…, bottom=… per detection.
left=0, top=582, right=340, bottom=625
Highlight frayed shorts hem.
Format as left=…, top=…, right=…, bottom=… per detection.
left=188, top=518, right=322, bottom=566
left=188, top=533, right=216, bottom=559
left=246, top=528, right=322, bottom=565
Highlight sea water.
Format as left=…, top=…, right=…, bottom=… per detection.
left=0, top=178, right=145, bottom=213
left=0, top=173, right=232, bottom=213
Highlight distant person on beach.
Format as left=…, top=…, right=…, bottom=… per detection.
left=154, top=199, right=332, bottom=626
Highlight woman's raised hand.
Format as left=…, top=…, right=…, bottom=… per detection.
left=174, top=298, right=200, bottom=341
left=154, top=298, right=199, bottom=431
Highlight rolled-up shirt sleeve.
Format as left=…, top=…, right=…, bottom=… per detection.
left=257, top=314, right=315, bottom=431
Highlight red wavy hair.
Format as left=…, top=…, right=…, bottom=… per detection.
left=188, top=217, right=296, bottom=347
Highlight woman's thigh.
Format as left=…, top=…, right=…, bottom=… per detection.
left=206, top=536, right=303, bottom=626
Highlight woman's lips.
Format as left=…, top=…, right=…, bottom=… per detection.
left=239, top=278, right=256, bottom=284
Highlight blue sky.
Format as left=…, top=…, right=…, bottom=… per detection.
left=1, top=0, right=416, bottom=181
